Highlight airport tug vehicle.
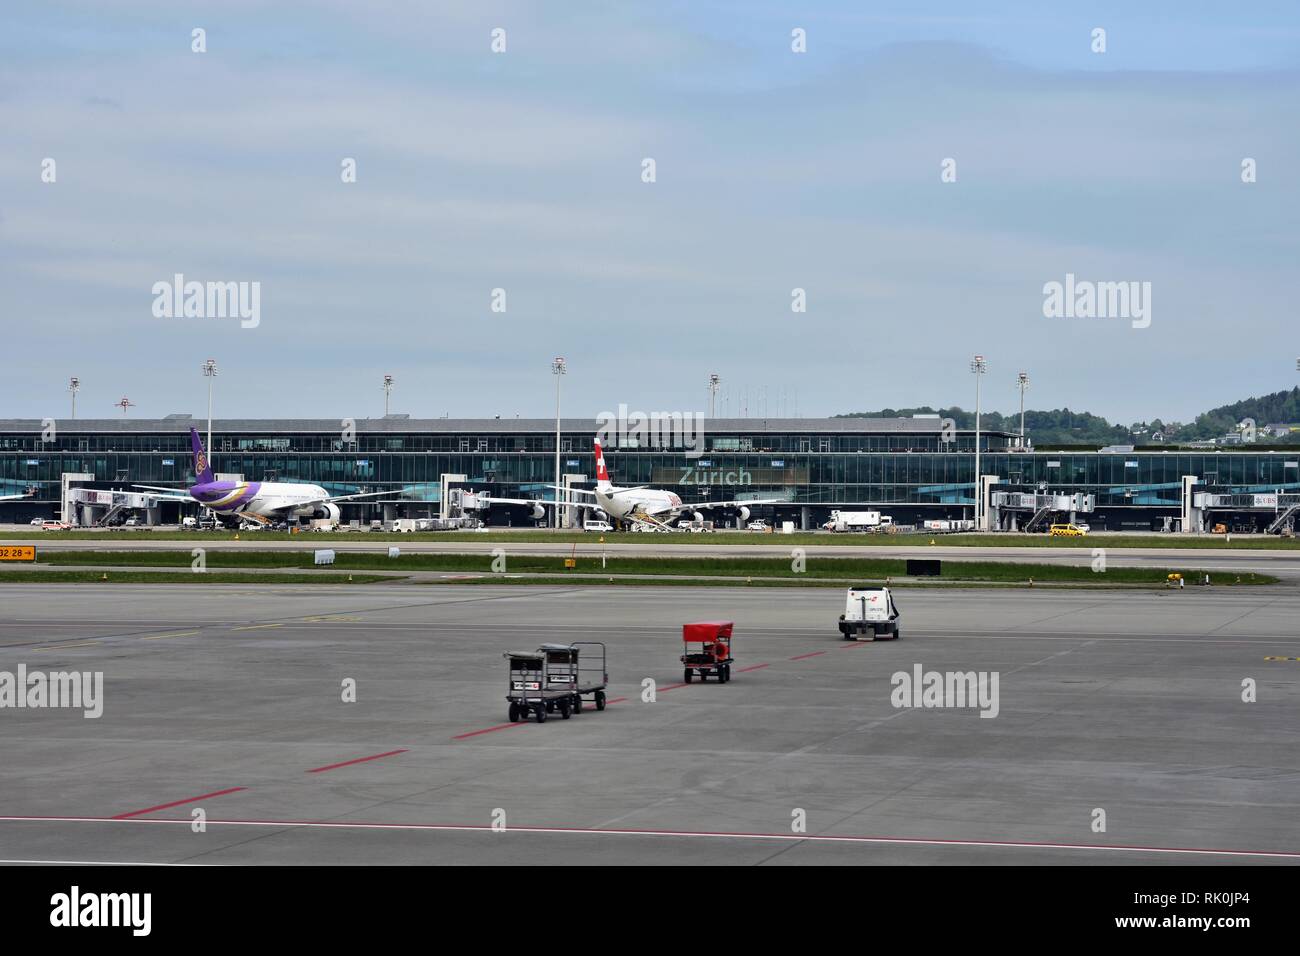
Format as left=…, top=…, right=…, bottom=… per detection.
left=681, top=621, right=735, bottom=683
left=838, top=586, right=901, bottom=640
left=505, top=642, right=607, bottom=723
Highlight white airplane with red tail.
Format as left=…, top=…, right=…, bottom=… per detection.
left=485, top=437, right=782, bottom=528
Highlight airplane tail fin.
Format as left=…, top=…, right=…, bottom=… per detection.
left=190, top=427, right=214, bottom=484
left=593, top=436, right=613, bottom=493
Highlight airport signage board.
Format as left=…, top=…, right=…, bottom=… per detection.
left=0, top=546, right=36, bottom=562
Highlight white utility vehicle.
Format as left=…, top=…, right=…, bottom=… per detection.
left=838, top=586, right=901, bottom=640
left=824, top=510, right=893, bottom=533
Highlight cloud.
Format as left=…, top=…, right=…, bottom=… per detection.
left=1, top=7, right=1296, bottom=422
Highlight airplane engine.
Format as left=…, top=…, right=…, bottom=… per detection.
left=693, top=511, right=704, bottom=523
left=737, top=506, right=751, bottom=522
left=307, top=502, right=341, bottom=522
left=531, top=503, right=546, bottom=520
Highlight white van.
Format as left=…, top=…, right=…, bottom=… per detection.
left=838, top=586, right=901, bottom=640
left=583, top=519, right=613, bottom=533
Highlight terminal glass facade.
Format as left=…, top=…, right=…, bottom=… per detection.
left=2, top=420, right=1298, bottom=522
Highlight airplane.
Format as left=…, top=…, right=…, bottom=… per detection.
left=0, top=487, right=37, bottom=502
left=135, top=428, right=399, bottom=526
left=484, top=436, right=784, bottom=529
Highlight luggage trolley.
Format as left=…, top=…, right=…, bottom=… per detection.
left=681, top=621, right=734, bottom=683
left=505, top=641, right=607, bottom=723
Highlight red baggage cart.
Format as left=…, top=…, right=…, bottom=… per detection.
left=681, top=620, right=734, bottom=683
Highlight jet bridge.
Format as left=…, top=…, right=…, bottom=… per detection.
left=1194, top=490, right=1300, bottom=534
left=67, top=487, right=163, bottom=527
left=989, top=489, right=1095, bottom=532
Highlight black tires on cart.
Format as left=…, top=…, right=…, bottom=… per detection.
left=508, top=702, right=520, bottom=722
left=684, top=669, right=692, bottom=683
left=535, top=705, right=547, bottom=723
left=595, top=690, right=606, bottom=711
left=573, top=694, right=583, bottom=714
left=559, top=699, right=571, bottom=719
left=721, top=664, right=731, bottom=682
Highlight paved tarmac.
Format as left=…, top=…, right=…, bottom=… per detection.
left=1, top=584, right=1297, bottom=865
left=5, top=534, right=1299, bottom=579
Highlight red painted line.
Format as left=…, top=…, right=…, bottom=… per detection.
left=453, top=722, right=528, bottom=741
left=737, top=663, right=770, bottom=672
left=112, top=787, right=247, bottom=820
left=306, top=749, right=409, bottom=774
left=658, top=682, right=689, bottom=692
left=840, top=641, right=870, bottom=649
left=14, top=815, right=1299, bottom=860
left=789, top=651, right=826, bottom=661
left=455, top=698, right=626, bottom=740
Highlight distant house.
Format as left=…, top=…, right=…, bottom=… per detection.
left=1262, top=423, right=1299, bottom=438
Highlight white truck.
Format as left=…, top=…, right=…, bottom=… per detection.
left=923, top=519, right=976, bottom=533
left=838, top=586, right=901, bottom=640
left=824, top=510, right=893, bottom=533
left=389, top=518, right=426, bottom=533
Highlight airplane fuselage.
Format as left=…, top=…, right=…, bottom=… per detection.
left=189, top=480, right=333, bottom=518
left=595, top=487, right=683, bottom=520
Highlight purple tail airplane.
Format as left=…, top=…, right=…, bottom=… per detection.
left=136, top=427, right=395, bottom=525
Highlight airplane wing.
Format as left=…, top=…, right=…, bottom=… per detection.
left=478, top=496, right=606, bottom=512
left=0, top=492, right=35, bottom=502
left=542, top=484, right=649, bottom=496
left=132, top=485, right=196, bottom=503
left=294, top=488, right=413, bottom=509
left=679, top=498, right=788, bottom=511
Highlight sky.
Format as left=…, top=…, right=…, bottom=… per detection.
left=3, top=1, right=1298, bottom=424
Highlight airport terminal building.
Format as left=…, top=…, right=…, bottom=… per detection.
left=2, top=414, right=1298, bottom=532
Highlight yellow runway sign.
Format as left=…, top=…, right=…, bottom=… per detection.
left=0, top=546, right=35, bottom=562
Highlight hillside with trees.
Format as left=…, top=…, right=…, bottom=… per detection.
left=837, top=388, right=1300, bottom=447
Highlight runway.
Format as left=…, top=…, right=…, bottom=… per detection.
left=6, top=534, right=1300, bottom=578
left=1, top=584, right=1298, bottom=864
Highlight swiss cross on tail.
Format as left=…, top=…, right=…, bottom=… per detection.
left=593, top=437, right=612, bottom=491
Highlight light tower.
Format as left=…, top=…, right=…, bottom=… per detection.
left=970, top=355, right=987, bottom=528
left=551, top=357, right=566, bottom=530
left=115, top=397, right=135, bottom=416
left=201, top=359, right=218, bottom=457
left=382, top=374, right=395, bottom=416
left=67, top=376, right=80, bottom=419
left=1016, top=371, right=1030, bottom=447
left=708, top=373, right=721, bottom=418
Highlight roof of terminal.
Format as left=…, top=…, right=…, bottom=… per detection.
left=0, top=415, right=992, bottom=435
